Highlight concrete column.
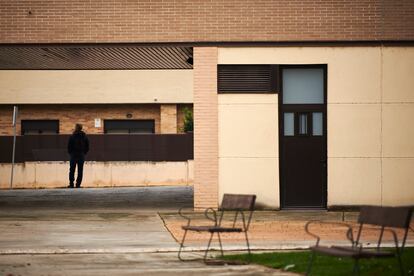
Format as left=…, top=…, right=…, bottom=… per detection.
left=193, top=47, right=219, bottom=210
left=160, top=104, right=177, bottom=134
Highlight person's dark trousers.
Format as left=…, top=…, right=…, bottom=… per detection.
left=69, top=155, right=85, bottom=188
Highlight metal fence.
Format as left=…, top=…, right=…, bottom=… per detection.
left=0, top=133, right=193, bottom=163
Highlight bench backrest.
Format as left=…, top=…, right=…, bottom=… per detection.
left=219, top=194, right=256, bottom=231
left=220, top=194, right=256, bottom=211
left=358, top=206, right=412, bottom=228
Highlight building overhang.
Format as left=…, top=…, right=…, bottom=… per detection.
left=0, top=44, right=193, bottom=70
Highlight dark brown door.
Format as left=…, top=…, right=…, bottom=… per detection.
left=279, top=65, right=327, bottom=209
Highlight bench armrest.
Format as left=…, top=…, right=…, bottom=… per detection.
left=178, top=207, right=218, bottom=227
left=178, top=207, right=192, bottom=221
left=381, top=228, right=401, bottom=249
left=305, top=220, right=355, bottom=246
left=204, top=208, right=218, bottom=226
left=178, top=207, right=193, bottom=227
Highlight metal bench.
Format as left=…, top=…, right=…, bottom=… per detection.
left=178, top=193, right=256, bottom=262
left=305, top=205, right=413, bottom=275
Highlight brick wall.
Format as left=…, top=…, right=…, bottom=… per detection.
left=0, top=104, right=161, bottom=135
left=160, top=104, right=177, bottom=134
left=193, top=47, right=218, bottom=210
left=0, top=0, right=413, bottom=43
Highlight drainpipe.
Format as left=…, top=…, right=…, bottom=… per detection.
left=10, top=105, right=18, bottom=189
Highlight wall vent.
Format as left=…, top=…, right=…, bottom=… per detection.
left=218, top=65, right=277, bottom=93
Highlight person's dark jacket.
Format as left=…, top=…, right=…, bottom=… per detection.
left=67, top=130, right=89, bottom=158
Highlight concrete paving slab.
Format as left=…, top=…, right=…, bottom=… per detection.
left=0, top=186, right=193, bottom=254
left=0, top=252, right=296, bottom=276
left=0, top=210, right=178, bottom=254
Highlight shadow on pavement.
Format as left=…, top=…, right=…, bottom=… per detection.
left=0, top=186, right=193, bottom=210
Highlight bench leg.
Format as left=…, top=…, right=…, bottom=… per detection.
left=396, top=252, right=404, bottom=276
left=178, top=229, right=189, bottom=261
left=217, top=233, right=224, bottom=257
left=306, top=251, right=316, bottom=276
left=244, top=231, right=251, bottom=255
left=203, top=232, right=215, bottom=262
left=243, top=231, right=253, bottom=263
left=352, top=259, right=360, bottom=276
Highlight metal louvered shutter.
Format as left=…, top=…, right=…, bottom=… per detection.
left=218, top=65, right=277, bottom=93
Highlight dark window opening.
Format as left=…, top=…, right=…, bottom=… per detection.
left=21, top=120, right=59, bottom=135
left=104, top=120, right=155, bottom=134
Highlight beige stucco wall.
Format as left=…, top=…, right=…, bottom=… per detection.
left=218, top=46, right=414, bottom=208
left=0, top=161, right=194, bottom=189
left=218, top=94, right=279, bottom=208
left=381, top=47, right=414, bottom=206
left=0, top=70, right=193, bottom=104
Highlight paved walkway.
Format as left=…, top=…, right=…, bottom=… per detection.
left=0, top=253, right=293, bottom=276
left=0, top=186, right=193, bottom=254
left=0, top=186, right=412, bottom=275
left=0, top=186, right=295, bottom=275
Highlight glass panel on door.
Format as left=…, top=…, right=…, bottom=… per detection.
left=284, top=113, right=294, bottom=136
left=312, top=112, right=323, bottom=136
left=282, top=68, right=324, bottom=104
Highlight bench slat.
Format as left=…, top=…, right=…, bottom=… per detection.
left=182, top=225, right=243, bottom=233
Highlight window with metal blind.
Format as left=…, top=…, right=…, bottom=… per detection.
left=21, top=120, right=59, bottom=135
left=218, top=65, right=277, bottom=93
left=104, top=120, right=155, bottom=134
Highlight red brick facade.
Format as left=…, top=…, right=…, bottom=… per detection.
left=193, top=47, right=218, bottom=210
left=1, top=0, right=413, bottom=43
left=0, top=104, right=192, bottom=135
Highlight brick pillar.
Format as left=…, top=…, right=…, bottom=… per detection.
left=160, top=104, right=177, bottom=133
left=193, top=47, right=218, bottom=210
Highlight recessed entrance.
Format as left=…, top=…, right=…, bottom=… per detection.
left=279, top=65, right=327, bottom=209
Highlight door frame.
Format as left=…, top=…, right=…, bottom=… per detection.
left=278, top=64, right=328, bottom=209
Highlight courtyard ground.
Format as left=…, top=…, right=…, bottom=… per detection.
left=0, top=186, right=412, bottom=275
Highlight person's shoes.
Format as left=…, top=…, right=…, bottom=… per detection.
left=75, top=185, right=81, bottom=188
left=67, top=184, right=74, bottom=188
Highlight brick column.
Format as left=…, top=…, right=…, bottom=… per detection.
left=160, top=104, right=177, bottom=134
left=193, top=47, right=219, bottom=210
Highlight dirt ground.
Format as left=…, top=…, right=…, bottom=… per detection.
left=160, top=211, right=414, bottom=247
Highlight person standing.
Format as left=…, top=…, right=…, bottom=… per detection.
left=67, top=123, right=89, bottom=188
